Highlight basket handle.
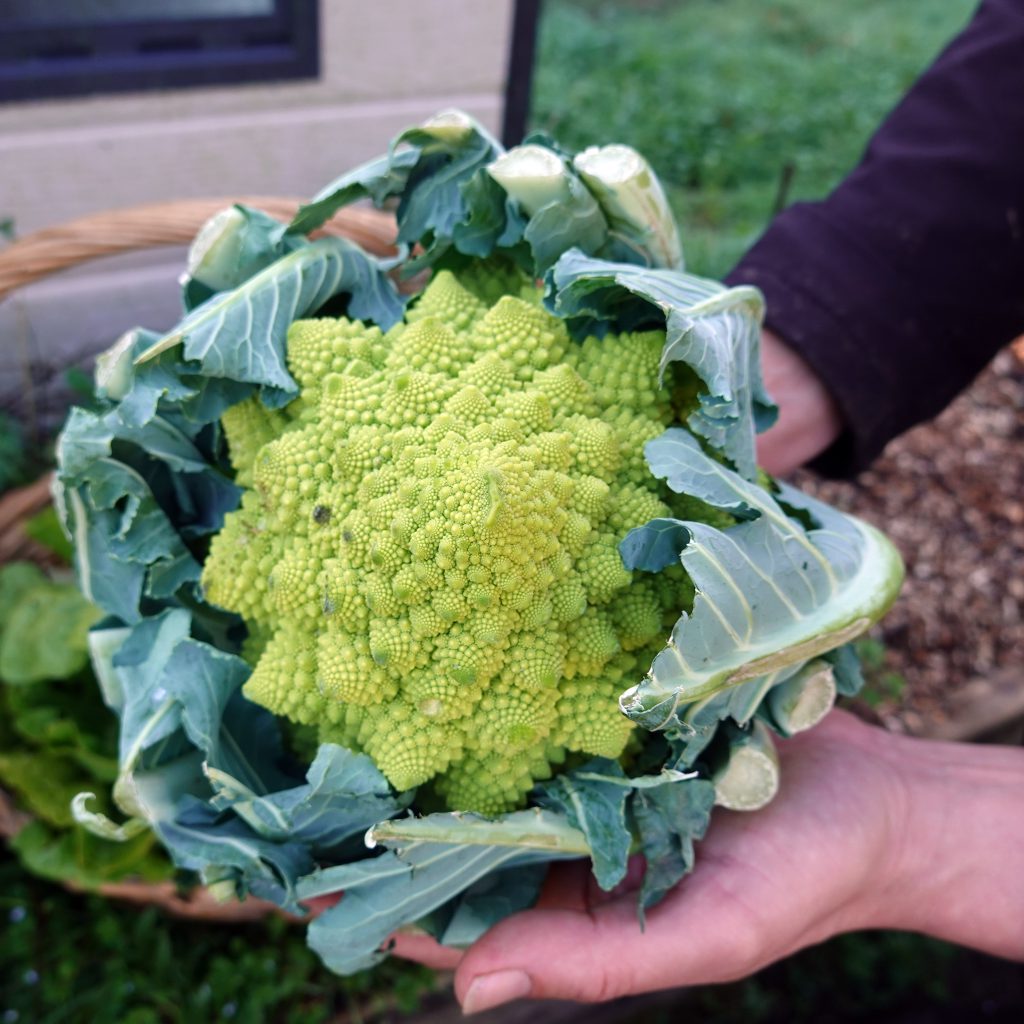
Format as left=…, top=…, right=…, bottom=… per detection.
left=0, top=199, right=397, bottom=301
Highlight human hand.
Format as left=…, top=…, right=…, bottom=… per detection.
left=394, top=711, right=921, bottom=1012
left=386, top=707, right=1024, bottom=1013
left=756, top=329, right=843, bottom=476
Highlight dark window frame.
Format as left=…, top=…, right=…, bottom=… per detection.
left=0, top=0, right=319, bottom=103
left=502, top=0, right=540, bottom=147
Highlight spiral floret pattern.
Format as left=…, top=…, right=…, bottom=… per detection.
left=203, top=267, right=702, bottom=813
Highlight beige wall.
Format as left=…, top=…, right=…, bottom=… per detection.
left=0, top=0, right=516, bottom=425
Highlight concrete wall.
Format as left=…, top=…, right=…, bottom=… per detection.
left=0, top=0, right=516, bottom=429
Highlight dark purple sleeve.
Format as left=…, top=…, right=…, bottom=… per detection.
left=725, top=0, right=1024, bottom=476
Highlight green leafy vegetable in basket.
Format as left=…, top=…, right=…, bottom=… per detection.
left=54, top=110, right=903, bottom=974
left=0, top=561, right=172, bottom=888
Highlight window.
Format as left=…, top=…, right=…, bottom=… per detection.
left=0, top=0, right=318, bottom=103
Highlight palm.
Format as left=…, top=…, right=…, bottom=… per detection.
left=394, top=710, right=908, bottom=1003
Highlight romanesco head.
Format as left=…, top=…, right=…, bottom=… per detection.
left=202, top=266, right=708, bottom=814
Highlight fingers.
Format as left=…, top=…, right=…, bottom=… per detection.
left=755, top=328, right=842, bottom=475
left=533, top=859, right=595, bottom=911
left=454, top=888, right=738, bottom=1012
left=450, top=711, right=891, bottom=1014
left=298, top=893, right=340, bottom=916
left=390, top=929, right=464, bottom=971
left=453, top=851, right=779, bottom=1014
left=390, top=854, right=651, bottom=991
left=455, top=900, right=646, bottom=1012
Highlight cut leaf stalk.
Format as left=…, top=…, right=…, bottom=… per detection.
left=711, top=721, right=780, bottom=812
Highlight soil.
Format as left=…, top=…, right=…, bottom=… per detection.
left=792, top=343, right=1024, bottom=736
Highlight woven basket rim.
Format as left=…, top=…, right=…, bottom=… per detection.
left=0, top=199, right=397, bottom=302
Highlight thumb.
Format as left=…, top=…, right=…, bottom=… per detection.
left=454, top=899, right=664, bottom=1013
left=454, top=861, right=771, bottom=1014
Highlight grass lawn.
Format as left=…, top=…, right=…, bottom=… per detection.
left=531, top=0, right=978, bottom=277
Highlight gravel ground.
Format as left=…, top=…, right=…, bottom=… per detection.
left=792, top=344, right=1024, bottom=734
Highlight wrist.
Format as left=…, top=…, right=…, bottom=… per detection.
left=854, top=728, right=1024, bottom=959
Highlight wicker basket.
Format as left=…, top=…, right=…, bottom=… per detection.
left=0, top=198, right=396, bottom=300
left=0, top=199, right=397, bottom=921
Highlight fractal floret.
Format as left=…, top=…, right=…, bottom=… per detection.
left=202, top=266, right=709, bottom=813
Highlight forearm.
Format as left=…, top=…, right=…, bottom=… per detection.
left=849, top=727, right=1024, bottom=960
left=731, top=0, right=1024, bottom=475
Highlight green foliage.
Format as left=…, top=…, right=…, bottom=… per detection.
left=22, top=505, right=74, bottom=563
left=0, top=563, right=172, bottom=888
left=683, top=930, right=957, bottom=1023
left=10, top=820, right=170, bottom=890
left=854, top=634, right=908, bottom=708
left=533, top=0, right=977, bottom=277
left=0, top=412, right=59, bottom=496
left=0, top=850, right=438, bottom=1024
left=0, top=837, right=974, bottom=1024
left=0, top=567, right=101, bottom=685
left=65, top=366, right=104, bottom=411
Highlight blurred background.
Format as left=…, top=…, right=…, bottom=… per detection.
left=2, top=1, right=1022, bottom=1021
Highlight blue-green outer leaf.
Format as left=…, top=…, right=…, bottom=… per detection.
left=286, top=148, right=420, bottom=238
left=134, top=238, right=404, bottom=399
left=205, top=744, right=407, bottom=856
left=620, top=430, right=904, bottom=729
left=535, top=759, right=631, bottom=891
left=631, top=779, right=715, bottom=914
left=303, top=809, right=585, bottom=975
left=183, top=204, right=305, bottom=309
left=438, top=864, right=548, bottom=948
left=285, top=114, right=503, bottom=253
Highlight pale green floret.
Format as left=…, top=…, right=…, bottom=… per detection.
left=203, top=266, right=713, bottom=813
left=220, top=401, right=292, bottom=487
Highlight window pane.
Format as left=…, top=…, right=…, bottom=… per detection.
left=0, top=0, right=317, bottom=103
left=0, top=0, right=275, bottom=26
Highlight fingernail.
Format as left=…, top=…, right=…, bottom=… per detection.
left=461, top=969, right=533, bottom=1015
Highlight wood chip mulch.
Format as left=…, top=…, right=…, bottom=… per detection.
left=792, top=344, right=1024, bottom=736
